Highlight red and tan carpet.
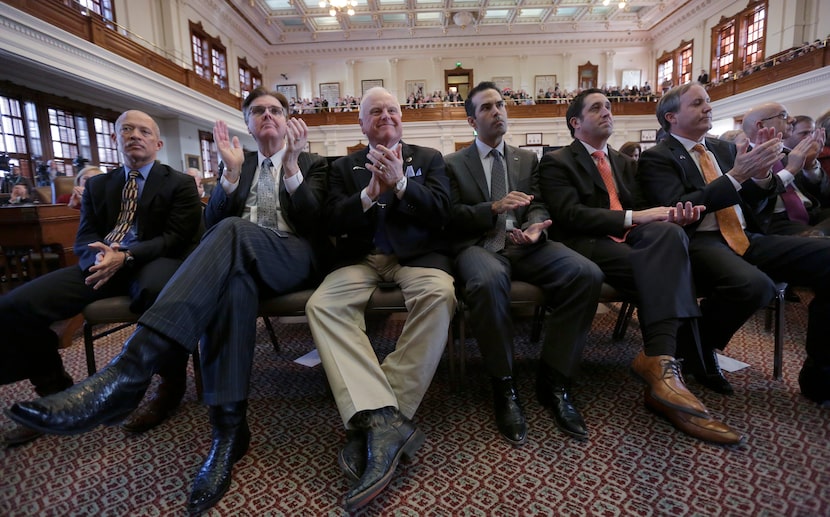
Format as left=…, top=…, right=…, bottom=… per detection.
left=1, top=300, right=828, bottom=516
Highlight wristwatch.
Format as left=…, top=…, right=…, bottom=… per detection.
left=394, top=176, right=407, bottom=194
left=122, top=249, right=135, bottom=267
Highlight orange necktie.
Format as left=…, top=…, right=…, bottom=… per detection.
left=692, top=144, right=750, bottom=255
left=592, top=151, right=628, bottom=243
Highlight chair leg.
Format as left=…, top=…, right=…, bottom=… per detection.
left=83, top=322, right=97, bottom=376
left=613, top=302, right=636, bottom=341
left=261, top=316, right=279, bottom=354
left=773, top=285, right=786, bottom=381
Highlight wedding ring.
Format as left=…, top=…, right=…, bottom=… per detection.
left=379, top=164, right=386, bottom=171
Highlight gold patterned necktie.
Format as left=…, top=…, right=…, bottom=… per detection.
left=105, top=169, right=140, bottom=245
left=483, top=148, right=507, bottom=252
left=592, top=151, right=629, bottom=243
left=692, top=144, right=750, bottom=255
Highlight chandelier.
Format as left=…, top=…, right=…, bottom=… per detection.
left=319, top=0, right=355, bottom=17
left=602, top=0, right=628, bottom=8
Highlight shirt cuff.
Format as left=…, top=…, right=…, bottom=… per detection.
left=361, top=188, right=375, bottom=212
left=283, top=171, right=303, bottom=194
left=221, top=174, right=239, bottom=194
left=624, top=210, right=633, bottom=228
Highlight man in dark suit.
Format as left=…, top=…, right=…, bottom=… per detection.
left=742, top=108, right=828, bottom=236
left=539, top=89, right=744, bottom=444
left=305, top=86, right=455, bottom=511
left=638, top=82, right=830, bottom=407
left=445, top=81, right=603, bottom=445
left=7, top=88, right=328, bottom=514
left=0, top=110, right=201, bottom=446
left=697, top=69, right=710, bottom=85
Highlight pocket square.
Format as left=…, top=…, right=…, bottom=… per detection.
left=405, top=165, right=422, bottom=178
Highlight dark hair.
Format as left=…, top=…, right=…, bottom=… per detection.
left=464, top=81, right=501, bottom=118
left=619, top=141, right=642, bottom=158
left=242, top=87, right=289, bottom=123
left=565, top=88, right=604, bottom=137
left=792, top=115, right=814, bottom=127
left=655, top=82, right=701, bottom=133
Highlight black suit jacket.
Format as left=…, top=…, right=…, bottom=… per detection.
left=205, top=151, right=330, bottom=272
left=326, top=142, right=452, bottom=272
left=76, top=161, right=201, bottom=271
left=538, top=140, right=645, bottom=255
left=445, top=142, right=543, bottom=254
left=637, top=135, right=778, bottom=236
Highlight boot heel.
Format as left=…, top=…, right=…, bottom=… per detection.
left=401, top=428, right=425, bottom=460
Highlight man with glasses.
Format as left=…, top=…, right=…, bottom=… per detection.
left=638, top=82, right=830, bottom=407
left=8, top=87, right=330, bottom=513
left=742, top=107, right=828, bottom=236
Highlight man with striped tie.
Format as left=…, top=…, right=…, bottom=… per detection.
left=0, top=110, right=202, bottom=445
left=7, top=88, right=329, bottom=514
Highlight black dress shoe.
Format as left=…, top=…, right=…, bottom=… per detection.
left=188, top=401, right=250, bottom=515
left=6, top=326, right=173, bottom=435
left=536, top=362, right=588, bottom=440
left=692, top=350, right=734, bottom=395
left=799, top=358, right=830, bottom=406
left=337, top=429, right=366, bottom=482
left=344, top=406, right=424, bottom=511
left=491, top=377, right=528, bottom=446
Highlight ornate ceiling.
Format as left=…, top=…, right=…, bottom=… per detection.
left=235, top=0, right=689, bottom=45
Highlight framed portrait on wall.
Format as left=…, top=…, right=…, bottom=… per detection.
left=405, top=80, right=426, bottom=97
left=534, top=75, right=557, bottom=95
left=319, top=82, right=340, bottom=104
left=276, top=83, right=298, bottom=101
left=361, top=79, right=384, bottom=95
left=526, top=133, right=543, bottom=145
left=640, top=129, right=657, bottom=142
left=184, top=154, right=202, bottom=171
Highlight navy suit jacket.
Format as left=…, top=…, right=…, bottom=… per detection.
left=538, top=139, right=644, bottom=255
left=75, top=161, right=201, bottom=271
left=326, top=142, right=452, bottom=273
left=637, top=135, right=779, bottom=236
left=445, top=142, right=544, bottom=254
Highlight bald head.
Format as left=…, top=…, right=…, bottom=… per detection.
left=742, top=102, right=792, bottom=143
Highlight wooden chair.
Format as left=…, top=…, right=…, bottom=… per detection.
left=346, top=142, right=367, bottom=154
left=455, top=140, right=474, bottom=151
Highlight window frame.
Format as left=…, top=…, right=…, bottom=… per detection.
left=189, top=21, right=228, bottom=90
left=710, top=1, right=767, bottom=82
left=238, top=56, right=262, bottom=99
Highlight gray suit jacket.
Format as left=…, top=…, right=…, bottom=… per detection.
left=445, top=142, right=543, bottom=255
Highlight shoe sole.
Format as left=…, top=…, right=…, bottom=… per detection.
left=5, top=406, right=135, bottom=437
left=344, top=428, right=425, bottom=511
left=337, top=450, right=360, bottom=482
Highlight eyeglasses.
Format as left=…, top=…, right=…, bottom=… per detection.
left=249, top=105, right=285, bottom=118
left=760, top=112, right=789, bottom=122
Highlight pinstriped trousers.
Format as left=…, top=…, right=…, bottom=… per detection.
left=139, top=217, right=315, bottom=405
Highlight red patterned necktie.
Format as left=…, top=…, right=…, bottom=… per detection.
left=592, top=151, right=628, bottom=243
left=773, top=159, right=810, bottom=224
left=105, top=169, right=140, bottom=245
left=692, top=144, right=750, bottom=255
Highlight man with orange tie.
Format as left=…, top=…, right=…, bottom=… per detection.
left=538, top=88, right=744, bottom=444
left=638, top=82, right=830, bottom=407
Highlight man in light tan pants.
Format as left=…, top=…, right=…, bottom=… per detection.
left=306, top=86, right=455, bottom=511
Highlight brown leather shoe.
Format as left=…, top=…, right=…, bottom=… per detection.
left=4, top=424, right=43, bottom=447
left=121, top=377, right=185, bottom=434
left=645, top=389, right=745, bottom=445
left=631, top=351, right=708, bottom=418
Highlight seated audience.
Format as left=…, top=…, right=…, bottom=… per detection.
left=6, top=88, right=329, bottom=514
left=1, top=110, right=202, bottom=448
left=305, top=87, right=456, bottom=510
left=445, top=82, right=603, bottom=445
left=538, top=88, right=744, bottom=444
left=66, top=165, right=103, bottom=209
left=638, top=82, right=830, bottom=407
left=619, top=141, right=642, bottom=160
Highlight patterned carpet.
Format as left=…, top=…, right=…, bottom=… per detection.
left=1, top=299, right=828, bottom=516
